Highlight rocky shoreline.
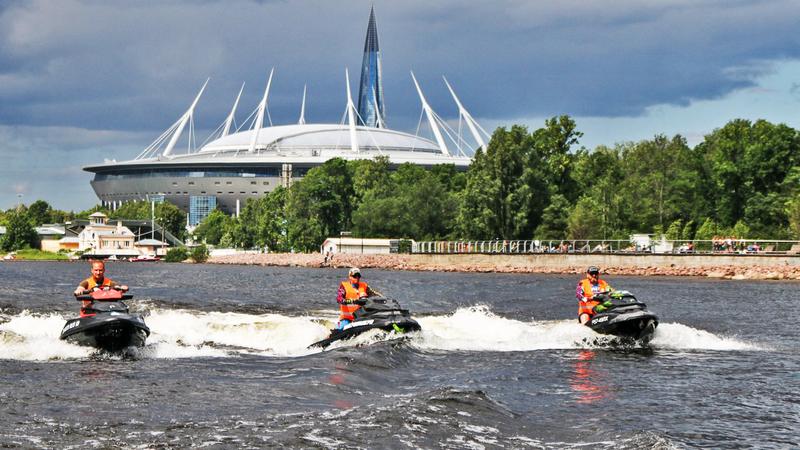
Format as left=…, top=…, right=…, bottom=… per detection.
left=209, top=252, right=800, bottom=281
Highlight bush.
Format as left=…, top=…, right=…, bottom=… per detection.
left=189, top=244, right=209, bottom=263
left=397, top=239, right=412, bottom=253
left=164, top=247, right=189, bottom=263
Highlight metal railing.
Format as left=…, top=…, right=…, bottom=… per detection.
left=411, top=239, right=800, bottom=255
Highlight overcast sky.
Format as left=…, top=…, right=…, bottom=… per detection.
left=2, top=0, right=800, bottom=211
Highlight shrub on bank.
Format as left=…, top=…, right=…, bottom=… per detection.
left=164, top=247, right=189, bottom=263
left=190, top=244, right=209, bottom=263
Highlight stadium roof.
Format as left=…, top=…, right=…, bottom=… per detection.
left=199, top=124, right=441, bottom=155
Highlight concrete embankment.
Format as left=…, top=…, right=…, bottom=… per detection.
left=209, top=252, right=800, bottom=280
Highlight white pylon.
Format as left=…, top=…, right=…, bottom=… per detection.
left=249, top=68, right=274, bottom=153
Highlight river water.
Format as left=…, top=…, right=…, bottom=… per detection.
left=0, top=261, right=796, bottom=449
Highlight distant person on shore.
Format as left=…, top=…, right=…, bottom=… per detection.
left=335, top=267, right=378, bottom=330
left=576, top=266, right=614, bottom=324
left=73, top=260, right=128, bottom=314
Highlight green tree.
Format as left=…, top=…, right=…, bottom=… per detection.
left=573, top=144, right=630, bottom=239
left=694, top=217, right=719, bottom=247
left=351, top=156, right=391, bottom=199
left=110, top=201, right=150, bottom=220
left=619, top=135, right=697, bottom=231
left=695, top=119, right=800, bottom=236
left=76, top=204, right=110, bottom=219
left=457, top=125, right=533, bottom=239
left=788, top=199, right=800, bottom=239
left=731, top=220, right=751, bottom=239
left=155, top=202, right=187, bottom=241
left=285, top=158, right=354, bottom=251
left=743, top=192, right=788, bottom=238
left=230, top=187, right=288, bottom=250
left=534, top=194, right=571, bottom=239
left=567, top=196, right=603, bottom=240
left=27, top=200, right=53, bottom=226
left=1, top=210, right=39, bottom=251
left=352, top=164, right=457, bottom=240
left=110, top=200, right=186, bottom=241
left=532, top=115, right=583, bottom=202
left=193, top=209, right=233, bottom=245
left=664, top=219, right=683, bottom=240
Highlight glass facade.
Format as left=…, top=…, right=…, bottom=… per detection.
left=189, top=195, right=216, bottom=226
left=357, top=7, right=385, bottom=128
left=94, top=167, right=282, bottom=181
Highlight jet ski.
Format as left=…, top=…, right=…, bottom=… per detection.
left=585, top=290, right=658, bottom=341
left=310, top=297, right=421, bottom=349
left=60, top=289, right=150, bottom=352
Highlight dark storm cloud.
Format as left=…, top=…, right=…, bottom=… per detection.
left=1, top=0, right=799, bottom=132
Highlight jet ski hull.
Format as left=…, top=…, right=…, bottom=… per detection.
left=310, top=317, right=421, bottom=349
left=60, top=314, right=150, bottom=352
left=588, top=310, right=658, bottom=341
left=310, top=297, right=421, bottom=349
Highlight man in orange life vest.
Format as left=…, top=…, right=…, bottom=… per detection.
left=576, top=266, right=614, bottom=324
left=73, top=260, right=128, bottom=315
left=335, top=267, right=378, bottom=330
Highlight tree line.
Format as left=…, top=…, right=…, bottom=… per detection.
left=191, top=116, right=800, bottom=251
left=4, top=116, right=800, bottom=253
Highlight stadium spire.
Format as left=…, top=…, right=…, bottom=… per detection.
left=357, top=6, right=385, bottom=128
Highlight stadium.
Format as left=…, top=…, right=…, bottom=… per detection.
left=84, top=8, right=486, bottom=225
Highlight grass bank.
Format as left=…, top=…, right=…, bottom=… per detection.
left=9, top=249, right=70, bottom=261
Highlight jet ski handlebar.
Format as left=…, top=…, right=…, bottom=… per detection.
left=74, top=288, right=132, bottom=301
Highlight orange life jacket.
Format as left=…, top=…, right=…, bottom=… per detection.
left=339, top=280, right=368, bottom=321
left=577, top=278, right=609, bottom=318
left=84, top=277, right=115, bottom=290
left=80, top=277, right=115, bottom=317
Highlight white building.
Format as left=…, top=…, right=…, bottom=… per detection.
left=321, top=237, right=410, bottom=255
left=78, top=212, right=139, bottom=258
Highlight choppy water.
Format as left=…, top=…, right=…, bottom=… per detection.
left=0, top=261, right=796, bottom=448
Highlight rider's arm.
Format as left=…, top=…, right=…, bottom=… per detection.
left=576, top=283, right=590, bottom=301
left=336, top=284, right=347, bottom=304
left=74, top=280, right=89, bottom=296
left=109, top=281, right=128, bottom=292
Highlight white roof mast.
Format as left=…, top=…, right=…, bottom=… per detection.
left=443, top=76, right=487, bottom=151
left=162, top=78, right=208, bottom=157
left=410, top=71, right=450, bottom=157
left=298, top=84, right=307, bottom=125
left=249, top=68, right=274, bottom=153
left=221, top=82, right=245, bottom=137
left=345, top=68, right=359, bottom=153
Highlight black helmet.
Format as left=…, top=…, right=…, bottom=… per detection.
left=587, top=266, right=600, bottom=275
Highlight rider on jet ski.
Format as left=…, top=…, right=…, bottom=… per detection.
left=336, top=267, right=379, bottom=330
left=576, top=266, right=614, bottom=324
left=73, top=260, right=128, bottom=316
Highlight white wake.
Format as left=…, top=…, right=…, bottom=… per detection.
left=0, top=305, right=761, bottom=361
